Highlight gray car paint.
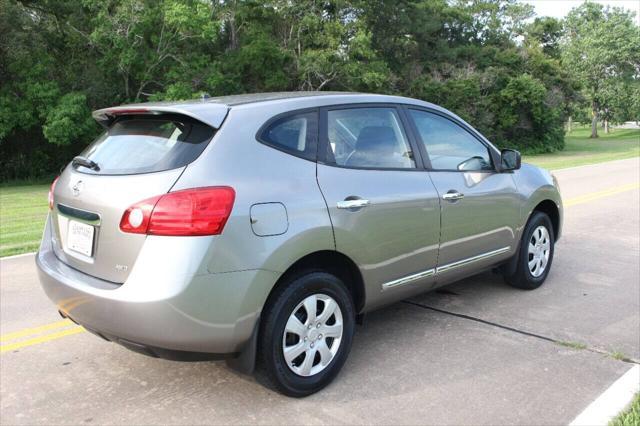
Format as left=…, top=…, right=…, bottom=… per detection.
left=428, top=171, right=520, bottom=266
left=51, top=168, right=185, bottom=283
left=316, top=164, right=441, bottom=310
left=37, top=92, right=562, bottom=360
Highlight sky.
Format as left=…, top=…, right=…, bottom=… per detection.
left=521, top=0, right=640, bottom=23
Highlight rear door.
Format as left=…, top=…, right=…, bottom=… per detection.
left=316, top=105, right=441, bottom=309
left=406, top=108, right=520, bottom=277
left=50, top=114, right=216, bottom=283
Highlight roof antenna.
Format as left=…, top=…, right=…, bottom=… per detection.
left=201, top=92, right=211, bottom=101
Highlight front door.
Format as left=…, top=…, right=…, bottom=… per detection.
left=406, top=108, right=520, bottom=278
left=316, top=105, right=441, bottom=309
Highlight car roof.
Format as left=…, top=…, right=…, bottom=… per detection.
left=203, top=91, right=351, bottom=106
left=92, top=92, right=448, bottom=129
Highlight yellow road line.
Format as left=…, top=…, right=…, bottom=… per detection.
left=0, top=319, right=73, bottom=343
left=0, top=326, right=85, bottom=353
left=564, top=182, right=640, bottom=207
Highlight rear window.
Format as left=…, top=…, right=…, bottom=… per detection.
left=74, top=115, right=215, bottom=175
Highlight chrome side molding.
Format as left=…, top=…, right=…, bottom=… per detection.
left=381, top=246, right=511, bottom=291
left=436, top=246, right=511, bottom=274
left=381, top=268, right=436, bottom=290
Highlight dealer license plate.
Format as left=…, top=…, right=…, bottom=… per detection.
left=67, top=220, right=94, bottom=257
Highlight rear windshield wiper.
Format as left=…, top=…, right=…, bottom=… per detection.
left=72, top=156, right=100, bottom=171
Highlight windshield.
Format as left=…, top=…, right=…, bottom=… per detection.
left=74, top=115, right=215, bottom=175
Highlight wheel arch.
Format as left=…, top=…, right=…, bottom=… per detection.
left=264, top=250, right=366, bottom=314
left=501, top=196, right=561, bottom=278
left=227, top=249, right=365, bottom=375
left=532, top=199, right=561, bottom=241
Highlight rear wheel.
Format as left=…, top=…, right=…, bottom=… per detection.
left=258, top=271, right=355, bottom=397
left=504, top=211, right=555, bottom=290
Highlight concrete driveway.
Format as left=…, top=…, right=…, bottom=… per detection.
left=1, top=158, right=638, bottom=425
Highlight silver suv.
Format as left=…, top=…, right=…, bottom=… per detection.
left=37, top=92, right=562, bottom=396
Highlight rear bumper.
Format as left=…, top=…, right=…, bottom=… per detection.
left=36, top=217, right=278, bottom=355
left=64, top=313, right=232, bottom=361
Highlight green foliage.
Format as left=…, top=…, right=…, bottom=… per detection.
left=0, top=0, right=635, bottom=180
left=561, top=2, right=640, bottom=137
left=43, top=93, right=98, bottom=146
left=498, top=74, right=564, bottom=153
left=525, top=17, right=563, bottom=58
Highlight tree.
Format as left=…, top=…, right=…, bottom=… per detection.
left=525, top=17, right=563, bottom=58
left=562, top=2, right=640, bottom=138
left=0, top=0, right=589, bottom=180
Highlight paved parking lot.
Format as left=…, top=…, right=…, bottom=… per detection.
left=1, top=158, right=639, bottom=425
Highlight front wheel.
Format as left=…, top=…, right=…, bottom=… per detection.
left=258, top=271, right=355, bottom=397
left=504, top=211, right=555, bottom=290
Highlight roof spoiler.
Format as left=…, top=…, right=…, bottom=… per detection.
left=92, top=102, right=230, bottom=129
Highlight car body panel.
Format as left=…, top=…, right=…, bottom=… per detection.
left=171, top=105, right=335, bottom=276
left=51, top=167, right=185, bottom=283
left=317, top=164, right=441, bottom=310
left=428, top=170, right=520, bottom=270
left=38, top=215, right=277, bottom=353
left=37, top=92, right=563, bottom=362
left=513, top=163, right=564, bottom=239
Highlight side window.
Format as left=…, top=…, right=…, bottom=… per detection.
left=326, top=107, right=415, bottom=169
left=259, top=111, right=318, bottom=161
left=409, top=110, right=493, bottom=171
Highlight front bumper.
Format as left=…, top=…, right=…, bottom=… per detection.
left=36, top=217, right=278, bottom=356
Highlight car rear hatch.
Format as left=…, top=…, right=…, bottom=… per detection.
left=49, top=104, right=228, bottom=283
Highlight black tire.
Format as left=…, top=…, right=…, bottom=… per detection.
left=504, top=211, right=555, bottom=290
left=258, top=271, right=355, bottom=397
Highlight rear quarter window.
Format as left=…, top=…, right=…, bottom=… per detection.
left=74, top=115, right=215, bottom=175
left=258, top=111, right=318, bottom=161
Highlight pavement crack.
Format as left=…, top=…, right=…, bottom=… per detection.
left=403, top=300, right=640, bottom=365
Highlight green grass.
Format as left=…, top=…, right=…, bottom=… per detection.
left=610, top=393, right=640, bottom=426
left=610, top=351, right=630, bottom=362
left=0, top=184, right=49, bottom=257
left=558, top=341, right=588, bottom=350
left=525, top=127, right=640, bottom=170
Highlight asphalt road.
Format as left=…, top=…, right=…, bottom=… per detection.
left=1, top=158, right=639, bottom=425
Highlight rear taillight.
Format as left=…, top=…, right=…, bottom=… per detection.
left=120, top=187, right=235, bottom=236
left=48, top=176, right=59, bottom=210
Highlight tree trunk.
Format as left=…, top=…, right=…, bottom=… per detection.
left=604, top=119, right=609, bottom=134
left=567, top=116, right=572, bottom=133
left=228, top=14, right=239, bottom=51
left=590, top=102, right=599, bottom=138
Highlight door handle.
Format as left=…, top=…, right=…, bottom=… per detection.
left=337, top=199, right=370, bottom=209
left=442, top=191, right=464, bottom=201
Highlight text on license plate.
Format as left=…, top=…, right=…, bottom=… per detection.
left=67, top=220, right=94, bottom=257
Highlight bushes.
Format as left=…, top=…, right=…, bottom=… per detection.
left=497, top=75, right=565, bottom=153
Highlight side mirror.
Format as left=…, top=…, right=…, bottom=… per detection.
left=500, top=149, right=521, bottom=171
